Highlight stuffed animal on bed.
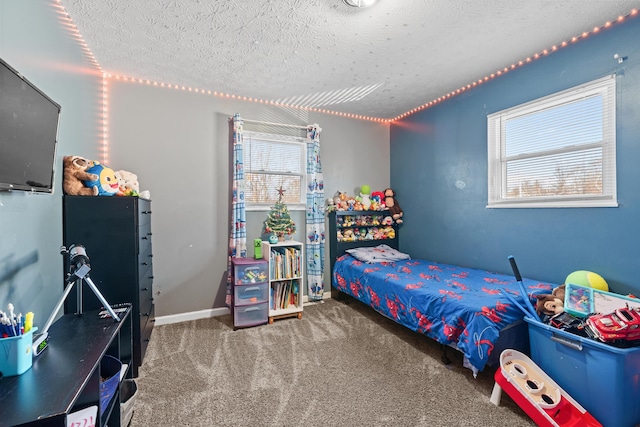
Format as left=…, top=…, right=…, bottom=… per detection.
left=535, top=284, right=566, bottom=317
left=83, top=162, right=119, bottom=196
left=384, top=188, right=403, bottom=224
left=63, top=155, right=99, bottom=196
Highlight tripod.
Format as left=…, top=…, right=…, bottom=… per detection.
left=33, top=245, right=121, bottom=356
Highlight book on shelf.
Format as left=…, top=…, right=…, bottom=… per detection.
left=269, top=247, right=301, bottom=280
left=270, top=280, right=300, bottom=310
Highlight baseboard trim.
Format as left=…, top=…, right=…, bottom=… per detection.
left=155, top=291, right=333, bottom=326
left=155, top=307, right=230, bottom=326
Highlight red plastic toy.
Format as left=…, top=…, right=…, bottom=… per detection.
left=585, top=306, right=640, bottom=344
left=490, top=349, right=601, bottom=427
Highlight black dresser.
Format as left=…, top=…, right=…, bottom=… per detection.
left=63, top=195, right=154, bottom=377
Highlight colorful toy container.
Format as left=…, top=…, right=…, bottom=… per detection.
left=0, top=328, right=36, bottom=377
left=525, top=316, right=640, bottom=427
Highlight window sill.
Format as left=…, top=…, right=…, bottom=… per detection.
left=487, top=199, right=619, bottom=209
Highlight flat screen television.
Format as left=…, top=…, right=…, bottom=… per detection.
left=0, top=57, right=61, bottom=193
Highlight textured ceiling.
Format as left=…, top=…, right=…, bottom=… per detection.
left=59, top=0, right=640, bottom=120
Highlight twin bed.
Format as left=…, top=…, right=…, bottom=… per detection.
left=329, top=213, right=557, bottom=375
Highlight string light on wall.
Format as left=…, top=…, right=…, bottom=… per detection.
left=53, top=0, right=111, bottom=162
left=105, top=73, right=390, bottom=123
left=390, top=7, right=639, bottom=122
left=52, top=1, right=638, bottom=126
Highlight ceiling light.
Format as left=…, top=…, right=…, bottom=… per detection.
left=343, top=0, right=376, bottom=8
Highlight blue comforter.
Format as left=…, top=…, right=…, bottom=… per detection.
left=332, top=254, right=557, bottom=372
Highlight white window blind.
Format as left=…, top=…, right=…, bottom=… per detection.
left=243, top=131, right=306, bottom=207
left=487, top=75, right=617, bottom=208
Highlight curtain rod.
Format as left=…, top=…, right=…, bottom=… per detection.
left=242, top=118, right=309, bottom=130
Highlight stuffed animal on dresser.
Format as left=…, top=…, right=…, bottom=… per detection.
left=384, top=188, right=403, bottom=224
left=115, top=169, right=140, bottom=196
left=83, top=162, right=120, bottom=196
left=62, top=155, right=99, bottom=196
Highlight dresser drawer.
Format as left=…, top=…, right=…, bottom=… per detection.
left=140, top=296, right=153, bottom=323
left=138, top=245, right=153, bottom=272
left=234, top=302, right=268, bottom=328
left=138, top=226, right=152, bottom=254
left=140, top=303, right=154, bottom=362
left=234, top=282, right=268, bottom=306
left=139, top=261, right=153, bottom=285
left=138, top=199, right=152, bottom=227
left=139, top=276, right=152, bottom=305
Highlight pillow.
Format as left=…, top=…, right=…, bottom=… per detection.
left=346, top=244, right=411, bottom=263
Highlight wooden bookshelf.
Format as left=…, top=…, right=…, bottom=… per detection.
left=262, top=240, right=304, bottom=323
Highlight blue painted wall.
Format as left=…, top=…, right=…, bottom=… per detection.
left=0, top=1, right=102, bottom=324
left=391, top=17, right=640, bottom=295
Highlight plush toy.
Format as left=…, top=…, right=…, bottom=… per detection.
left=535, top=284, right=566, bottom=317
left=62, top=155, right=99, bottom=196
left=117, top=170, right=139, bottom=193
left=360, top=184, right=372, bottom=210
left=371, top=191, right=385, bottom=209
left=115, top=169, right=140, bottom=196
left=83, top=162, right=119, bottom=196
left=384, top=188, right=403, bottom=224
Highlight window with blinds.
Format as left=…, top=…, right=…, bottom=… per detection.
left=487, top=75, right=617, bottom=208
left=243, top=131, right=306, bottom=208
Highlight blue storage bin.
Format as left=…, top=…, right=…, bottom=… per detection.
left=99, top=355, right=122, bottom=416
left=0, top=328, right=36, bottom=377
left=525, top=316, right=640, bottom=427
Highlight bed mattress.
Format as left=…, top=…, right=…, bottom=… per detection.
left=332, top=254, right=557, bottom=372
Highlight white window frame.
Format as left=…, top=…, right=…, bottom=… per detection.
left=243, top=130, right=307, bottom=211
left=487, top=75, right=617, bottom=208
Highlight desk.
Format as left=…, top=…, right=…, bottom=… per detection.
left=0, top=308, right=132, bottom=427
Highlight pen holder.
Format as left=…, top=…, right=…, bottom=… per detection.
left=0, top=327, right=37, bottom=377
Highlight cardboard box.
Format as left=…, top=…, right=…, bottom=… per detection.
left=525, top=316, right=640, bottom=427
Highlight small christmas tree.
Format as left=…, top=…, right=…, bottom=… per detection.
left=263, top=186, right=296, bottom=239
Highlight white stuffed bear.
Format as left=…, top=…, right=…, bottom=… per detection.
left=114, top=170, right=140, bottom=196
left=117, top=170, right=139, bottom=193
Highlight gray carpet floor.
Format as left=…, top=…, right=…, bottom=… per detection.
left=129, top=298, right=534, bottom=426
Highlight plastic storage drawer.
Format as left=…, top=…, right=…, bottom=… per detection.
left=525, top=316, right=640, bottom=427
left=234, top=302, right=268, bottom=328
left=233, top=259, right=268, bottom=285
left=234, top=282, right=268, bottom=306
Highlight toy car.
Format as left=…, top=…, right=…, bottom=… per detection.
left=585, top=306, right=640, bottom=345
left=549, top=312, right=588, bottom=336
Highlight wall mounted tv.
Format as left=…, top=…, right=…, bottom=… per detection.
left=0, top=57, right=61, bottom=193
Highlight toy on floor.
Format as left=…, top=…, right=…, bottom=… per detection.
left=490, top=349, right=602, bottom=427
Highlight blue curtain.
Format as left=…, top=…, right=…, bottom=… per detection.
left=305, top=124, right=325, bottom=301
left=226, top=113, right=247, bottom=307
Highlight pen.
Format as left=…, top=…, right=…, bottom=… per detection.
left=7, top=303, right=17, bottom=336
left=24, top=312, right=33, bottom=333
